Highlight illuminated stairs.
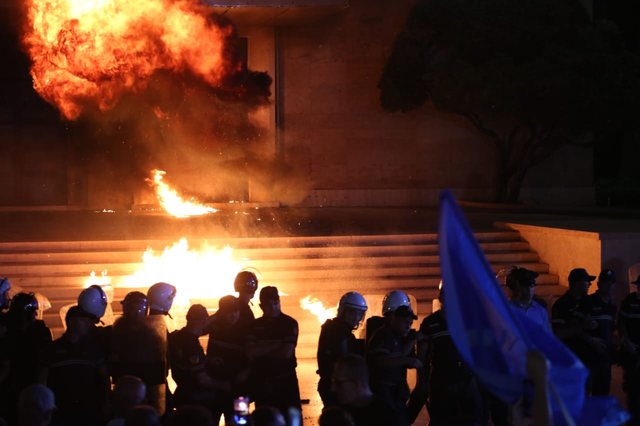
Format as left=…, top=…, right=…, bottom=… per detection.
left=0, top=230, right=564, bottom=359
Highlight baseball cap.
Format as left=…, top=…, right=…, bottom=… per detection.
left=259, top=286, right=280, bottom=303
left=508, top=267, right=539, bottom=287
left=568, top=268, right=596, bottom=283
left=393, top=305, right=417, bottom=320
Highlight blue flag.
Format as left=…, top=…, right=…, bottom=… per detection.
left=438, top=190, right=628, bottom=425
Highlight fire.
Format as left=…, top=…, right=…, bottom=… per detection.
left=120, top=238, right=244, bottom=306
left=300, top=296, right=337, bottom=325
left=84, top=269, right=111, bottom=287
left=149, top=169, right=217, bottom=218
left=23, top=0, right=233, bottom=119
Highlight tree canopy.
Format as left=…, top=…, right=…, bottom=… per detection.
left=379, top=0, right=640, bottom=202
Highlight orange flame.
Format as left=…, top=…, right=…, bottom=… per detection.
left=84, top=269, right=111, bottom=287
left=300, top=296, right=337, bottom=325
left=149, top=169, right=217, bottom=218
left=23, top=0, right=232, bottom=119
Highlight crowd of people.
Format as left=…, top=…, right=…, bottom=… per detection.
left=0, top=264, right=639, bottom=426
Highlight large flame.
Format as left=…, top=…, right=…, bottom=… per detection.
left=300, top=296, right=337, bottom=325
left=149, top=169, right=217, bottom=218
left=23, top=0, right=233, bottom=119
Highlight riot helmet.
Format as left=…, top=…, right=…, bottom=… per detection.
left=147, top=282, right=176, bottom=315
left=0, top=277, right=11, bottom=309
left=337, top=291, right=367, bottom=316
left=382, top=290, right=411, bottom=316
left=9, top=292, right=38, bottom=320
left=78, top=285, right=108, bottom=322
left=121, top=291, right=149, bottom=318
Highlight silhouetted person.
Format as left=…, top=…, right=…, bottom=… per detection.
left=47, top=306, right=110, bottom=426
left=107, top=376, right=147, bottom=426
left=366, top=305, right=421, bottom=426
left=317, top=291, right=367, bottom=406
left=247, top=286, right=301, bottom=415
left=508, top=267, right=550, bottom=330
left=124, top=405, right=161, bottom=426
left=233, top=271, right=259, bottom=333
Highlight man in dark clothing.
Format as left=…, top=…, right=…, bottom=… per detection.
left=576, top=269, right=617, bottom=395
left=331, top=354, right=399, bottom=426
left=169, top=304, right=228, bottom=413
left=551, top=268, right=608, bottom=395
left=110, top=292, right=166, bottom=415
left=205, top=295, right=246, bottom=424
left=618, top=274, right=640, bottom=425
left=247, top=286, right=301, bottom=415
left=47, top=305, right=110, bottom=426
left=419, top=294, right=485, bottom=425
left=0, top=292, right=52, bottom=425
left=367, top=305, right=422, bottom=426
left=234, top=270, right=259, bottom=334
left=317, top=291, right=367, bottom=407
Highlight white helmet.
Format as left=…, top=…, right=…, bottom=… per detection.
left=382, top=290, right=411, bottom=316
left=147, top=282, right=176, bottom=314
left=338, top=291, right=368, bottom=317
left=78, top=285, right=108, bottom=321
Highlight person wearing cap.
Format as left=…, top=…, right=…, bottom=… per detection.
left=204, top=295, right=246, bottom=425
left=247, top=286, right=301, bottom=415
left=317, top=291, right=368, bottom=407
left=574, top=269, right=618, bottom=395
left=46, top=305, right=110, bottom=425
left=366, top=304, right=422, bottom=426
left=168, top=304, right=228, bottom=413
left=508, top=267, right=550, bottom=332
left=617, top=274, right=640, bottom=423
left=417, top=284, right=484, bottom=426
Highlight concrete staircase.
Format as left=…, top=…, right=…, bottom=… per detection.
left=0, top=229, right=565, bottom=359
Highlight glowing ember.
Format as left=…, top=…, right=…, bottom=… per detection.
left=149, top=169, right=217, bottom=218
left=300, top=296, right=337, bottom=325
left=120, top=238, right=244, bottom=307
left=84, top=269, right=111, bottom=287
left=23, top=0, right=233, bottom=119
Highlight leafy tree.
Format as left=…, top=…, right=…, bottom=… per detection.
left=379, top=0, right=640, bottom=202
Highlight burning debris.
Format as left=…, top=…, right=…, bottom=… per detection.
left=148, top=169, right=217, bottom=218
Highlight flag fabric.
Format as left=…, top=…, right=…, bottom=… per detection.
left=438, top=190, right=627, bottom=425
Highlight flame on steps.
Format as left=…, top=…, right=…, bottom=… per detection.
left=300, top=296, right=337, bottom=325
left=148, top=169, right=217, bottom=218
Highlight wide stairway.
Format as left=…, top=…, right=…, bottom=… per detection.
left=0, top=229, right=564, bottom=359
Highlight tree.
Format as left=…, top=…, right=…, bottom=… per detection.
left=379, top=0, right=640, bottom=202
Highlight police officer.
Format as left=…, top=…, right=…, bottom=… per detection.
left=147, top=282, right=177, bottom=317
left=418, top=287, right=485, bottom=426
left=110, top=291, right=166, bottom=414
left=508, top=267, right=550, bottom=331
left=367, top=305, right=422, bottom=426
left=0, top=277, right=11, bottom=312
left=619, top=274, right=640, bottom=425
left=77, top=285, right=112, bottom=359
left=169, top=304, right=228, bottom=412
left=205, top=295, right=246, bottom=425
left=317, top=291, right=368, bottom=406
left=234, top=270, right=259, bottom=333
left=365, top=290, right=412, bottom=345
left=0, top=292, right=52, bottom=425
left=247, top=286, right=301, bottom=415
left=576, top=269, right=617, bottom=395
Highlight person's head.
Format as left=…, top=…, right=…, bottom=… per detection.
left=166, top=405, right=213, bottom=426
left=18, top=384, right=55, bottom=426
left=389, top=305, right=416, bottom=337
left=113, top=376, right=146, bottom=416
left=64, top=305, right=93, bottom=339
left=234, top=270, right=258, bottom=302
left=77, top=285, right=108, bottom=323
left=9, top=292, right=38, bottom=324
left=251, top=406, right=285, bottom=426
left=507, top=267, right=539, bottom=304
left=568, top=268, right=595, bottom=298
left=121, top=292, right=148, bottom=320
left=185, top=304, right=209, bottom=335
left=319, top=406, right=356, bottom=426
left=337, top=292, right=367, bottom=330
left=259, top=286, right=281, bottom=318
left=217, top=295, right=240, bottom=324
left=381, top=290, right=411, bottom=317
left=331, top=354, right=372, bottom=405
left=146, top=282, right=176, bottom=315
left=0, top=277, right=11, bottom=310
left=597, top=269, right=616, bottom=297
left=124, top=405, right=161, bottom=426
